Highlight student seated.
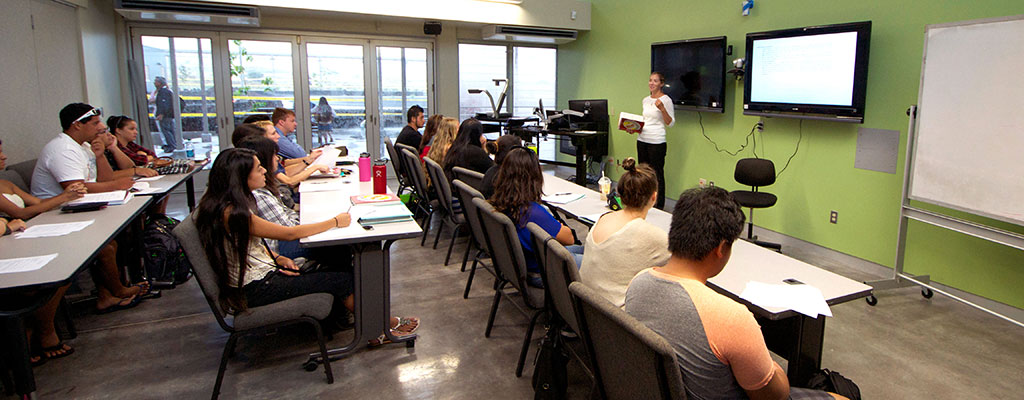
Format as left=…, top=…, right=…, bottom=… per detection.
left=195, top=148, right=418, bottom=340
left=105, top=115, right=170, bottom=168
left=489, top=146, right=582, bottom=287
left=396, top=105, right=425, bottom=150
left=480, top=134, right=522, bottom=199
left=235, top=136, right=350, bottom=263
left=442, top=118, right=494, bottom=179
left=418, top=114, right=445, bottom=159
left=252, top=120, right=326, bottom=186
left=579, top=157, right=669, bottom=307
left=624, top=187, right=847, bottom=400
left=29, top=103, right=149, bottom=314
left=422, top=117, right=458, bottom=188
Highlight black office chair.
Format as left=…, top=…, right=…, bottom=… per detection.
left=730, top=158, right=781, bottom=251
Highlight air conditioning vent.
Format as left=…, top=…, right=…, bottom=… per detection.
left=482, top=25, right=577, bottom=44
left=115, top=0, right=259, bottom=26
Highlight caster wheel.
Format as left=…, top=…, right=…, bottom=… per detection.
left=865, top=295, right=878, bottom=306
left=303, top=361, right=318, bottom=372
left=922, top=288, right=934, bottom=298
left=406, top=340, right=415, bottom=348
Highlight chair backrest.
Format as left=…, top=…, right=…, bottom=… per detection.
left=0, top=170, right=28, bottom=193
left=423, top=156, right=455, bottom=216
left=8, top=158, right=37, bottom=190
left=384, top=136, right=408, bottom=185
left=734, top=158, right=776, bottom=188
left=569, top=282, right=687, bottom=400
left=527, top=222, right=582, bottom=335
left=172, top=213, right=235, bottom=333
left=400, top=147, right=432, bottom=202
left=452, top=166, right=485, bottom=193
left=474, top=197, right=538, bottom=306
left=452, top=179, right=488, bottom=252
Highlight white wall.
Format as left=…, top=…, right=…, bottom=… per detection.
left=78, top=0, right=125, bottom=116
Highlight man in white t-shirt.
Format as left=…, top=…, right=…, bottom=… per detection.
left=32, top=103, right=133, bottom=198
left=29, top=103, right=148, bottom=314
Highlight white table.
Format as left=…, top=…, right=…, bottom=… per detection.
left=135, top=160, right=208, bottom=211
left=0, top=196, right=152, bottom=397
left=541, top=173, right=872, bottom=383
left=298, top=149, right=422, bottom=365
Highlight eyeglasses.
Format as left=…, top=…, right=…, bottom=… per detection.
left=73, top=108, right=102, bottom=124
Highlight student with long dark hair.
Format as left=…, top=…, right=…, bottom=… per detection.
left=489, top=147, right=582, bottom=287
left=480, top=134, right=522, bottom=198
left=195, top=148, right=418, bottom=337
left=442, top=118, right=493, bottom=179
left=579, top=157, right=669, bottom=307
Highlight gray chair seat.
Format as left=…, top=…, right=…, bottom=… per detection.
left=233, top=293, right=334, bottom=331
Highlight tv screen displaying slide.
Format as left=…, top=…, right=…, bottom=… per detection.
left=743, top=21, right=871, bottom=122
left=651, top=36, right=727, bottom=113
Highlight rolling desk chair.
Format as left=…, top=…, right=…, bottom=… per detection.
left=731, top=158, right=782, bottom=251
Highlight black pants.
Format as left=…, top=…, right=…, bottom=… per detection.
left=637, top=141, right=667, bottom=209
left=243, top=270, right=353, bottom=323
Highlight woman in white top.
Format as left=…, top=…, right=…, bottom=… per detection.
left=195, top=148, right=418, bottom=341
left=579, top=157, right=670, bottom=307
left=637, top=71, right=675, bottom=209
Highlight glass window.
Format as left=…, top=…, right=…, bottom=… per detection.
left=307, top=43, right=365, bottom=150
left=512, top=47, right=556, bottom=118
left=458, top=44, right=507, bottom=122
left=229, top=40, right=295, bottom=128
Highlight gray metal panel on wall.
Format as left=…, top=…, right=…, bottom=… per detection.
left=854, top=128, right=898, bottom=174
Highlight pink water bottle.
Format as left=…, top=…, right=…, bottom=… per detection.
left=373, top=160, right=387, bottom=194
left=358, top=152, right=371, bottom=182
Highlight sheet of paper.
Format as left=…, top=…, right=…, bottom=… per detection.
left=132, top=182, right=150, bottom=191
left=542, top=192, right=585, bottom=204
left=300, top=178, right=355, bottom=193
left=67, top=191, right=129, bottom=205
left=132, top=187, right=163, bottom=195
left=0, top=253, right=58, bottom=274
left=136, top=176, right=165, bottom=182
left=739, top=281, right=833, bottom=318
left=15, top=220, right=94, bottom=239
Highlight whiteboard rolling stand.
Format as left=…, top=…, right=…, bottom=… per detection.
left=865, top=108, right=1024, bottom=328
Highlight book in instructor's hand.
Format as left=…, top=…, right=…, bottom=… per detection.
left=618, top=112, right=644, bottom=134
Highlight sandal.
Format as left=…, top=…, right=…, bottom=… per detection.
left=95, top=294, right=141, bottom=315
left=39, top=341, right=75, bottom=360
left=30, top=354, right=47, bottom=367
left=132, top=281, right=151, bottom=297
left=368, top=328, right=415, bottom=347
left=391, top=316, right=419, bottom=334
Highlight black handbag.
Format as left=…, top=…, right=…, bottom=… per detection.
left=806, top=369, right=862, bottom=400
left=532, top=329, right=568, bottom=400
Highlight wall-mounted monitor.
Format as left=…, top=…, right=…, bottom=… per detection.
left=743, top=21, right=871, bottom=123
left=651, top=36, right=727, bottom=113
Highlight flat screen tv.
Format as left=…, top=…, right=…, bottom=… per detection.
left=651, top=36, right=727, bottom=113
left=743, top=21, right=872, bottom=122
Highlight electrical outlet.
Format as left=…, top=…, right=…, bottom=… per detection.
left=699, top=178, right=707, bottom=187
left=830, top=210, right=838, bottom=224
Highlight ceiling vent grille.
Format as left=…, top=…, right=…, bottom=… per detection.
left=482, top=25, right=577, bottom=44
left=115, top=0, right=259, bottom=27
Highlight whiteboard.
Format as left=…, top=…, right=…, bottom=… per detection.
left=909, top=15, right=1024, bottom=226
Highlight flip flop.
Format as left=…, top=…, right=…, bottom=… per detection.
left=95, top=294, right=141, bottom=315
left=368, top=328, right=415, bottom=347
left=30, top=354, right=47, bottom=367
left=132, top=281, right=151, bottom=297
left=391, top=316, right=419, bottom=334
left=39, top=342, right=75, bottom=360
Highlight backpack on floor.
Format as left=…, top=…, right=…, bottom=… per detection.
left=807, top=369, right=862, bottom=400
left=143, top=214, right=192, bottom=286
left=532, top=327, right=568, bottom=400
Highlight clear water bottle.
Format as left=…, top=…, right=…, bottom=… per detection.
left=184, top=140, right=195, bottom=159
left=598, top=171, right=611, bottom=201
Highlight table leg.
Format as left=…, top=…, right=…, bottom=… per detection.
left=307, top=240, right=414, bottom=365
left=2, top=315, right=36, bottom=397
left=759, top=314, right=825, bottom=386
left=573, top=137, right=588, bottom=186
left=185, top=176, right=196, bottom=212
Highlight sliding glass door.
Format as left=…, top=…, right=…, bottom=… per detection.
left=129, top=29, right=433, bottom=160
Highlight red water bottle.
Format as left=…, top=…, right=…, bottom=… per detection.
left=373, top=160, right=387, bottom=194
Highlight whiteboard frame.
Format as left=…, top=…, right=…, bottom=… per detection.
left=906, top=14, right=1024, bottom=228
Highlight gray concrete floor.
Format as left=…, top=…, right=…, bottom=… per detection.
left=12, top=167, right=1024, bottom=399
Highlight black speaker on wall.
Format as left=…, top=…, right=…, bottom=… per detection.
left=424, top=22, right=442, bottom=35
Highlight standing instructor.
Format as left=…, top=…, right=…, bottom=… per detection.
left=637, top=71, right=674, bottom=209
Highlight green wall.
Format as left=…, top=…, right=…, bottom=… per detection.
left=557, top=0, right=1024, bottom=308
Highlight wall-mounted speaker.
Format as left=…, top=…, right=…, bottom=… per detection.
left=424, top=22, right=442, bottom=35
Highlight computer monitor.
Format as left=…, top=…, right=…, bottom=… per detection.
left=567, top=99, right=609, bottom=128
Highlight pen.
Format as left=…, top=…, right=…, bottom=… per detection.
left=553, top=192, right=573, bottom=196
